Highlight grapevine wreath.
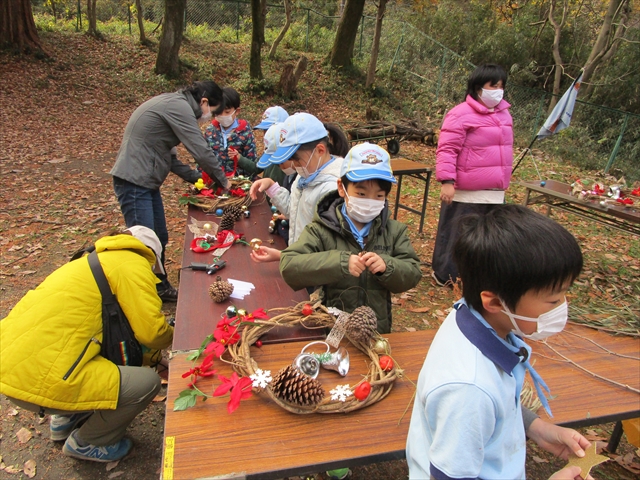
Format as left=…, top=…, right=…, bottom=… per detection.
left=226, top=300, right=401, bottom=414
left=179, top=175, right=253, bottom=213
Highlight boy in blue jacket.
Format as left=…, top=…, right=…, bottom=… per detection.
left=406, top=205, right=592, bottom=480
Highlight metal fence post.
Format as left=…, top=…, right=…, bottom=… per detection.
left=305, top=8, right=310, bottom=52
left=604, top=113, right=630, bottom=174
left=435, top=49, right=447, bottom=101
left=236, top=0, right=240, bottom=42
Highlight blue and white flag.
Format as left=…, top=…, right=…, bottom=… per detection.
left=537, top=73, right=583, bottom=140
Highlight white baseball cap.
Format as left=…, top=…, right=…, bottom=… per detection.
left=256, top=123, right=282, bottom=168
left=254, top=106, right=289, bottom=130
left=340, top=143, right=397, bottom=184
left=270, top=113, right=328, bottom=164
left=125, top=226, right=165, bottom=274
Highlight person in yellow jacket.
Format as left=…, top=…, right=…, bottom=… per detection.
left=0, top=226, right=173, bottom=463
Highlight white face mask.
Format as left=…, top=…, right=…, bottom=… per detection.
left=345, top=192, right=385, bottom=224
left=501, top=299, right=568, bottom=341
left=281, top=166, right=296, bottom=175
left=216, top=110, right=236, bottom=128
left=294, top=148, right=319, bottom=179
left=480, top=88, right=504, bottom=108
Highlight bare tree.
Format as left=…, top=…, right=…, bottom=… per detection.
left=250, top=0, right=267, bottom=79
left=329, top=0, right=366, bottom=68
left=547, top=0, right=569, bottom=111
left=135, top=0, right=148, bottom=45
left=366, top=0, right=389, bottom=89
left=156, top=0, right=185, bottom=77
left=86, top=0, right=101, bottom=38
left=268, top=0, right=292, bottom=59
left=0, top=0, right=44, bottom=53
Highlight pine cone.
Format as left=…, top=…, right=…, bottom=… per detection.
left=219, top=205, right=243, bottom=231
left=271, top=364, right=325, bottom=406
left=345, top=305, right=377, bottom=344
left=208, top=276, right=234, bottom=303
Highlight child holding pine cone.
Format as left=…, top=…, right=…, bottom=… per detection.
left=280, top=143, right=422, bottom=334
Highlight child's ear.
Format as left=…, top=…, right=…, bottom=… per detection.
left=480, top=291, right=503, bottom=313
left=337, top=179, right=346, bottom=198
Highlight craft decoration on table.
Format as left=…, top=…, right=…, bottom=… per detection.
left=179, top=173, right=253, bottom=213
left=570, top=177, right=637, bottom=207
left=293, top=341, right=350, bottom=378
left=208, top=276, right=234, bottom=303
left=174, top=300, right=400, bottom=414
left=559, top=442, right=609, bottom=479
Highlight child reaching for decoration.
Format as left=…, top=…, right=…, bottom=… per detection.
left=406, top=204, right=594, bottom=480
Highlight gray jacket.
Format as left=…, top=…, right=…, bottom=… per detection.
left=110, top=90, right=228, bottom=190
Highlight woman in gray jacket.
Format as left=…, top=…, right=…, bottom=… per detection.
left=111, top=80, right=229, bottom=302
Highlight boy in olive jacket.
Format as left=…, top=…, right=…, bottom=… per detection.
left=280, top=143, right=422, bottom=333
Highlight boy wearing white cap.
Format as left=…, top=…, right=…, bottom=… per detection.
left=280, top=143, right=422, bottom=333
left=254, top=106, right=289, bottom=130
left=249, top=112, right=350, bottom=261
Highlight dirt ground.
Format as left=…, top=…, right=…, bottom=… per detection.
left=1, top=31, right=639, bottom=480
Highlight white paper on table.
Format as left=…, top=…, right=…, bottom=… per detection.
left=228, top=279, right=255, bottom=299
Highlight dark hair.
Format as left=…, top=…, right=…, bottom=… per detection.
left=453, top=204, right=583, bottom=312
left=222, top=87, right=241, bottom=110
left=341, top=176, right=393, bottom=195
left=466, top=64, right=508, bottom=101
left=294, top=123, right=350, bottom=158
left=185, top=81, right=224, bottom=115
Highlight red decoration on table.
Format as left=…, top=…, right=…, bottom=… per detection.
left=379, top=355, right=394, bottom=371
left=354, top=381, right=372, bottom=401
left=617, top=197, right=634, bottom=205
left=181, top=354, right=217, bottom=388
left=213, top=372, right=253, bottom=413
left=301, top=304, right=313, bottom=316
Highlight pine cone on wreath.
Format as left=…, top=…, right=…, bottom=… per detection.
left=345, top=305, right=377, bottom=345
left=208, top=276, right=234, bottom=303
left=271, top=364, right=325, bottom=406
left=219, top=205, right=243, bottom=231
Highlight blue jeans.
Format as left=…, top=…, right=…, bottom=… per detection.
left=113, top=177, right=171, bottom=290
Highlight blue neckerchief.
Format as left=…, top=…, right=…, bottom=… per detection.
left=455, top=300, right=553, bottom=417
left=341, top=203, right=373, bottom=248
left=220, top=119, right=239, bottom=149
left=297, top=155, right=336, bottom=190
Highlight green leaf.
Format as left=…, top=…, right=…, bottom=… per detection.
left=174, top=390, right=198, bottom=411
left=186, top=350, right=200, bottom=361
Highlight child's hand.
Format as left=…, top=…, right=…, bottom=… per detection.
left=228, top=147, right=240, bottom=161
left=527, top=419, right=590, bottom=461
left=250, top=246, right=281, bottom=263
left=440, top=183, right=455, bottom=204
left=250, top=178, right=275, bottom=200
left=548, top=465, right=586, bottom=480
left=348, top=254, right=366, bottom=277
left=360, top=252, right=386, bottom=274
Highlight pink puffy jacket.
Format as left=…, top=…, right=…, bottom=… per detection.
left=436, top=95, right=513, bottom=191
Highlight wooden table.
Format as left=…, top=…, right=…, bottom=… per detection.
left=522, top=179, right=640, bottom=236
left=390, top=159, right=432, bottom=234
left=173, top=202, right=313, bottom=351
left=162, top=324, right=639, bottom=479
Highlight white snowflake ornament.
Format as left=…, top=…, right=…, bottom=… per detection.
left=330, top=384, right=353, bottom=402
left=250, top=369, right=272, bottom=389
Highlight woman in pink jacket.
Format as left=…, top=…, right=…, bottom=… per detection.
left=432, top=64, right=513, bottom=286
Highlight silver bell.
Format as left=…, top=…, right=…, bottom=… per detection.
left=318, top=346, right=349, bottom=376
left=293, top=353, right=320, bottom=379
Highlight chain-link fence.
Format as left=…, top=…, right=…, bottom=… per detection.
left=36, top=0, right=639, bottom=177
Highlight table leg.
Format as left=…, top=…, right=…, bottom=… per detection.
left=394, top=174, right=403, bottom=220
left=606, top=420, right=624, bottom=454
left=418, top=171, right=431, bottom=234
left=523, top=188, right=531, bottom=206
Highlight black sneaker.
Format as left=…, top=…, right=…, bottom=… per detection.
left=157, top=286, right=179, bottom=303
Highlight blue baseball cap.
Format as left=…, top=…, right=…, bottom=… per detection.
left=254, top=106, right=289, bottom=130
left=270, top=113, right=328, bottom=164
left=340, top=143, right=397, bottom=183
left=256, top=123, right=281, bottom=168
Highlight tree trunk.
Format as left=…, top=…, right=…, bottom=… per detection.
left=86, top=0, right=100, bottom=38
left=135, top=0, right=147, bottom=44
left=268, top=0, right=292, bottom=59
left=547, top=0, right=568, bottom=112
left=581, top=0, right=628, bottom=86
left=250, top=0, right=266, bottom=79
left=155, top=0, right=185, bottom=77
left=0, top=0, right=44, bottom=54
left=365, top=0, right=388, bottom=89
left=329, top=0, right=366, bottom=68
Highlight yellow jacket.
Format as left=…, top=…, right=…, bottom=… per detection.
left=0, top=234, right=173, bottom=411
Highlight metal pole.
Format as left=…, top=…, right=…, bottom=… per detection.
left=604, top=113, right=629, bottom=174
left=236, top=0, right=240, bottom=42
left=388, top=34, right=403, bottom=74
left=435, top=50, right=446, bottom=101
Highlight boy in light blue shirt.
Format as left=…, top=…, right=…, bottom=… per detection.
left=406, top=205, right=592, bottom=480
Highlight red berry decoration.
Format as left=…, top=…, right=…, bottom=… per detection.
left=301, top=304, right=313, bottom=316
left=255, top=340, right=263, bottom=348
left=379, top=355, right=394, bottom=371
left=354, top=381, right=372, bottom=401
